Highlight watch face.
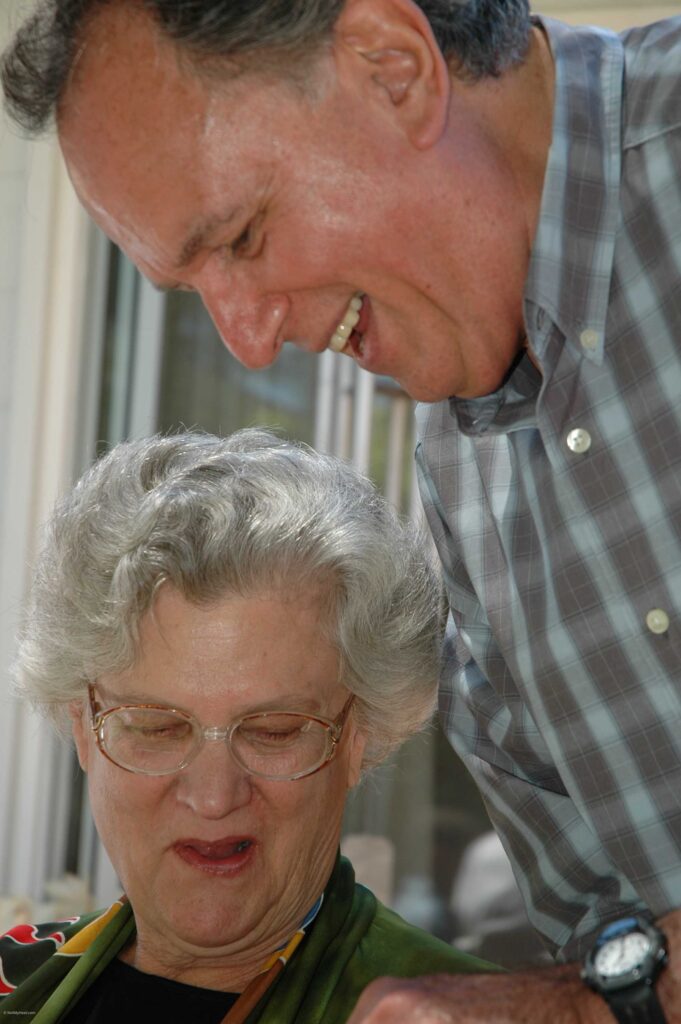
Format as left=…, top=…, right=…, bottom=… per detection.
left=594, top=932, right=653, bottom=978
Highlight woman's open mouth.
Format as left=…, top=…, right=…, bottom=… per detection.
left=173, top=837, right=255, bottom=875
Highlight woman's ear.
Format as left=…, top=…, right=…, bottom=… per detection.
left=69, top=700, right=90, bottom=772
left=334, top=0, right=451, bottom=149
left=346, top=724, right=367, bottom=790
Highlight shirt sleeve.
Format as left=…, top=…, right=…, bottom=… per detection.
left=416, top=443, right=650, bottom=961
left=450, top=659, right=650, bottom=960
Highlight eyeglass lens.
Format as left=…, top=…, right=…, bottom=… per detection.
left=100, top=707, right=333, bottom=778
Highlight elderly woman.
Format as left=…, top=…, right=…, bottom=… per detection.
left=0, top=430, right=490, bottom=1023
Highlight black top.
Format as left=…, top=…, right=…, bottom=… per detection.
left=63, top=957, right=238, bottom=1024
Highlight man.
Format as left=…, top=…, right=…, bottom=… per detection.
left=2, top=1, right=681, bottom=1021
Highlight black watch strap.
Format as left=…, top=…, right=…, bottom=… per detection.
left=606, top=982, right=667, bottom=1024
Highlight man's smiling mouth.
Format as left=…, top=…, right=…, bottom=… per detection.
left=328, top=293, right=365, bottom=355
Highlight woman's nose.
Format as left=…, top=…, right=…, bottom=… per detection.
left=176, top=738, right=252, bottom=819
left=199, top=277, right=290, bottom=369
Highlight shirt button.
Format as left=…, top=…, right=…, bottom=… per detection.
left=580, top=329, right=600, bottom=351
left=566, top=428, right=592, bottom=454
left=646, top=608, right=670, bottom=635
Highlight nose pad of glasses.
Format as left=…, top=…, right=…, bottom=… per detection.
left=203, top=726, right=229, bottom=742
left=198, top=725, right=245, bottom=776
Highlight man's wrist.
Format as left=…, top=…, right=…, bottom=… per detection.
left=655, top=909, right=681, bottom=1024
left=581, top=916, right=673, bottom=1024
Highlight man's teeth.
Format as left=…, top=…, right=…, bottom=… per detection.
left=328, top=294, right=363, bottom=352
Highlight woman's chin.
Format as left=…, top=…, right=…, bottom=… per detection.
left=128, top=864, right=265, bottom=956
left=160, top=897, right=259, bottom=954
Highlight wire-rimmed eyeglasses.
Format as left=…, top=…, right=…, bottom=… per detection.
left=88, top=684, right=355, bottom=781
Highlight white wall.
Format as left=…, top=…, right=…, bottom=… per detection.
left=0, top=1, right=94, bottom=900
left=0, top=113, right=25, bottom=519
left=543, top=0, right=680, bottom=22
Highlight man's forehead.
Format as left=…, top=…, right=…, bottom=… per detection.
left=59, top=3, right=229, bottom=195
left=61, top=3, right=194, bottom=118
left=70, top=1, right=174, bottom=75
left=59, top=1, right=320, bottom=155
left=63, top=0, right=323, bottom=117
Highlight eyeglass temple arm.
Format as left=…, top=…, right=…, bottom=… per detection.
left=330, top=694, right=355, bottom=741
left=87, top=684, right=102, bottom=729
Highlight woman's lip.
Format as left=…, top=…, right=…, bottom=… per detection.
left=175, top=836, right=255, bottom=856
left=172, top=837, right=256, bottom=875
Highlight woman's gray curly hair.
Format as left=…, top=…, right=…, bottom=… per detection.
left=14, top=429, right=444, bottom=769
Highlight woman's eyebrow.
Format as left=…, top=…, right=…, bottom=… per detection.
left=95, top=688, right=324, bottom=714
left=97, top=687, right=170, bottom=706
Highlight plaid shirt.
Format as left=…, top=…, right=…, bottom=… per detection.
left=416, top=15, right=681, bottom=960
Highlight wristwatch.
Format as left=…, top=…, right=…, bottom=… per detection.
left=582, top=916, right=668, bottom=1023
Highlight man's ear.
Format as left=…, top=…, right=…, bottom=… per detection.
left=334, top=0, right=451, bottom=149
left=69, top=700, right=90, bottom=772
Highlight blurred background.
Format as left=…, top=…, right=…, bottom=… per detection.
left=1, top=0, right=679, bottom=967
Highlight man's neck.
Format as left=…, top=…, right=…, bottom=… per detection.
left=455, top=25, right=556, bottom=248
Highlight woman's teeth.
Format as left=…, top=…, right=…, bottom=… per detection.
left=328, top=294, right=363, bottom=353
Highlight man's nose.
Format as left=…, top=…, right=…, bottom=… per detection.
left=199, top=276, right=290, bottom=370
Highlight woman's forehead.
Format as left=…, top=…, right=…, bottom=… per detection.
left=97, top=587, right=343, bottom=712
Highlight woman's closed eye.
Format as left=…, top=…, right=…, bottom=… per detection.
left=238, top=723, right=308, bottom=747
left=135, top=723, right=188, bottom=739
left=117, top=715, right=191, bottom=742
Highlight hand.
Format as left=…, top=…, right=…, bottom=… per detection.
left=346, top=968, right=603, bottom=1024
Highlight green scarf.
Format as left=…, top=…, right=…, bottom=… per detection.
left=0, top=857, right=495, bottom=1023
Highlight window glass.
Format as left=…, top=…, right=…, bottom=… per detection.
left=157, top=292, right=317, bottom=442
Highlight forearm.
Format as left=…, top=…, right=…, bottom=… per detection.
left=347, top=963, right=601, bottom=1024
left=347, top=906, right=681, bottom=1023
left=656, top=907, right=681, bottom=1023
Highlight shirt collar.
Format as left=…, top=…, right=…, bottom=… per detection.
left=452, top=352, right=542, bottom=436
left=525, top=16, right=624, bottom=368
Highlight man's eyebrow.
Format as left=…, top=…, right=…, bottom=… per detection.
left=142, top=209, right=245, bottom=291
left=174, top=209, right=242, bottom=271
left=176, top=229, right=209, bottom=270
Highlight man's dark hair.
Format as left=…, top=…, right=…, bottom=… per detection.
left=1, top=0, right=532, bottom=134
